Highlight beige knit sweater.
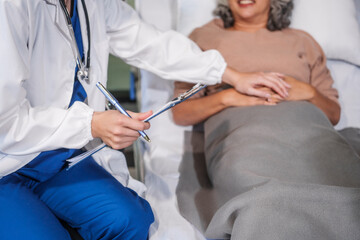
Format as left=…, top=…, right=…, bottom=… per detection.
left=175, top=19, right=338, bottom=104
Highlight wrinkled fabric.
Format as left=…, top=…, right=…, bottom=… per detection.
left=202, top=102, right=360, bottom=239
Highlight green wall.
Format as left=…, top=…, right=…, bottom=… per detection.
left=107, top=0, right=135, bottom=94
left=107, top=55, right=131, bottom=92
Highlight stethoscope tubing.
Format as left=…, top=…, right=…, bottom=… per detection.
left=59, top=0, right=91, bottom=71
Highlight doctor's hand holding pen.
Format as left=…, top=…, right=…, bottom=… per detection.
left=91, top=110, right=152, bottom=150
left=221, top=66, right=291, bottom=100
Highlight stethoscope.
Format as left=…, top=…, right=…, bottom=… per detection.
left=59, top=0, right=91, bottom=84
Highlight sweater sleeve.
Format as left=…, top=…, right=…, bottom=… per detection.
left=301, top=31, right=339, bottom=105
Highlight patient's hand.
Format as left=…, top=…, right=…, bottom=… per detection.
left=284, top=76, right=316, bottom=101
left=221, top=88, right=278, bottom=107
left=280, top=76, right=340, bottom=125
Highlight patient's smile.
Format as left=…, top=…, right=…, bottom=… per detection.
left=238, top=0, right=256, bottom=7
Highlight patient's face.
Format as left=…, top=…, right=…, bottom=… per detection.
left=228, top=0, right=270, bottom=27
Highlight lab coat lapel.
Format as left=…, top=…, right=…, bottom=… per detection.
left=44, top=0, right=72, bottom=43
left=77, top=0, right=91, bottom=67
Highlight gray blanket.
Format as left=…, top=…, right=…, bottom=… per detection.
left=177, top=101, right=360, bottom=240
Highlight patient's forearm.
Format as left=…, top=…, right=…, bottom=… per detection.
left=308, top=88, right=340, bottom=125
left=172, top=88, right=275, bottom=126
left=172, top=92, right=227, bottom=126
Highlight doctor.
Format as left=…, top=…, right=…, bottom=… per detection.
left=0, top=0, right=289, bottom=239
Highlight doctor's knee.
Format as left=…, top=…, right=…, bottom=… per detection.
left=87, top=196, right=154, bottom=240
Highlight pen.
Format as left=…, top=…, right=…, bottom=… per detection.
left=143, top=83, right=207, bottom=122
left=96, top=82, right=151, bottom=143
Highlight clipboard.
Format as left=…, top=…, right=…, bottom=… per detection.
left=66, top=83, right=206, bottom=168
left=144, top=83, right=207, bottom=122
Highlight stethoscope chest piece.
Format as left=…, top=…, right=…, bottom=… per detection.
left=77, top=67, right=90, bottom=84
left=60, top=0, right=91, bottom=84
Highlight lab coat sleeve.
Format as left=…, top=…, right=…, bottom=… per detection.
left=103, top=0, right=227, bottom=85
left=0, top=1, right=94, bottom=155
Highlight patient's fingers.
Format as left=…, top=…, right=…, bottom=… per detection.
left=271, top=94, right=283, bottom=102
left=254, top=97, right=277, bottom=106
left=264, top=100, right=277, bottom=106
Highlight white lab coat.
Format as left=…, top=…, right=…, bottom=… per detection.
left=0, top=0, right=226, bottom=177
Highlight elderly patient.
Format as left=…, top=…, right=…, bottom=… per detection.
left=172, top=0, right=360, bottom=239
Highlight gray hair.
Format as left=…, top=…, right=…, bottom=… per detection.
left=214, top=0, right=293, bottom=31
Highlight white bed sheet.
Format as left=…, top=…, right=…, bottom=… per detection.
left=135, top=1, right=215, bottom=239
left=135, top=1, right=360, bottom=239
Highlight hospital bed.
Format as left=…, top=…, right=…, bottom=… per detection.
left=133, top=0, right=360, bottom=239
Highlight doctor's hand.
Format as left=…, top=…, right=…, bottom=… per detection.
left=91, top=110, right=152, bottom=150
left=222, top=67, right=291, bottom=99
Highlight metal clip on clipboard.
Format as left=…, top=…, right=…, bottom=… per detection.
left=144, top=83, right=207, bottom=122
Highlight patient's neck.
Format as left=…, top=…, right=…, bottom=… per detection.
left=230, top=21, right=267, bottom=33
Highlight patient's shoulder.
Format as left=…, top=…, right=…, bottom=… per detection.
left=189, top=19, right=224, bottom=39
left=285, top=28, right=315, bottom=40
left=284, top=28, right=325, bottom=56
left=189, top=19, right=224, bottom=49
left=285, top=28, right=322, bottom=48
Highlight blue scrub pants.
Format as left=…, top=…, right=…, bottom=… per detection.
left=0, top=158, right=154, bottom=240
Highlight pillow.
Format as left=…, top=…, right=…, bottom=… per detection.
left=290, top=0, right=360, bottom=66
left=327, top=60, right=360, bottom=130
